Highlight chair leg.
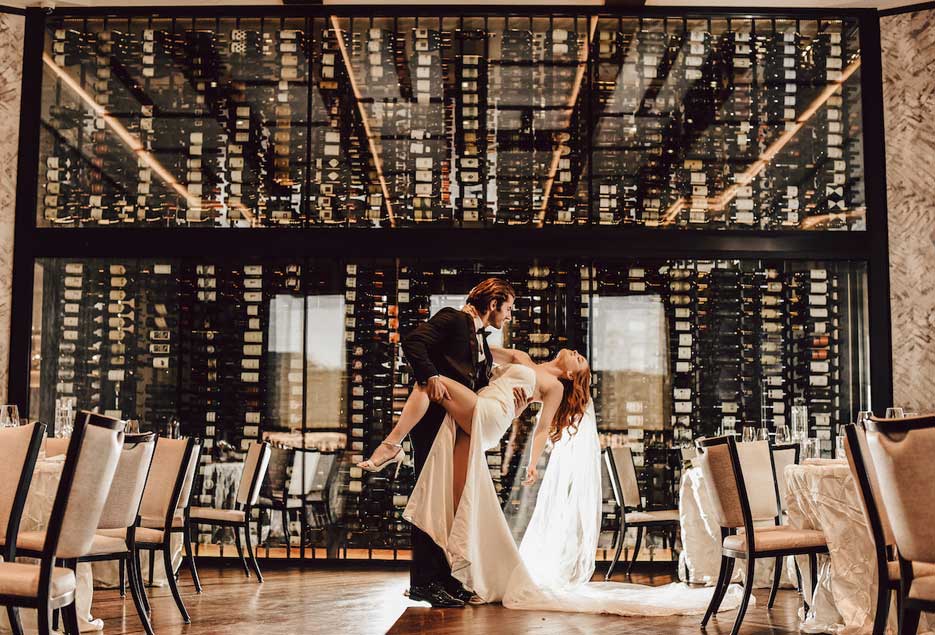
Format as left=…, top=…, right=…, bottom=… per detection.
left=872, top=582, right=891, bottom=635
left=900, top=605, right=921, bottom=635
left=728, top=557, right=756, bottom=635
left=148, top=547, right=155, bottom=586
left=163, top=544, right=191, bottom=623
left=605, top=525, right=625, bottom=581
left=234, top=525, right=251, bottom=577
left=135, top=548, right=151, bottom=613
left=7, top=607, right=23, bottom=635
left=127, top=555, right=155, bottom=635
left=184, top=521, right=203, bottom=593
left=768, top=556, right=783, bottom=609
left=626, top=526, right=644, bottom=577
left=37, top=598, right=51, bottom=635
left=61, top=601, right=80, bottom=635
left=702, top=555, right=730, bottom=626
left=282, top=507, right=291, bottom=559
left=808, top=552, right=819, bottom=600
left=119, top=558, right=126, bottom=598
left=244, top=517, right=263, bottom=583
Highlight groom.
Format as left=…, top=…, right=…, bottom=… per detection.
left=401, top=277, right=524, bottom=608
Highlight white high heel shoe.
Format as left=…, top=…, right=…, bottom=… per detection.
left=357, top=441, right=406, bottom=477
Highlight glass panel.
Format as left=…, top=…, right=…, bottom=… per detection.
left=37, top=11, right=864, bottom=230
left=29, top=256, right=868, bottom=560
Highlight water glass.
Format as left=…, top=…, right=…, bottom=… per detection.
left=885, top=407, right=905, bottom=419
left=742, top=427, right=757, bottom=443
left=774, top=424, right=792, bottom=444
left=801, top=438, right=820, bottom=461
left=855, top=410, right=873, bottom=430
left=0, top=405, right=20, bottom=429
left=835, top=425, right=847, bottom=459
left=756, top=427, right=770, bottom=442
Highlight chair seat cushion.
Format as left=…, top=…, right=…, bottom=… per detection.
left=101, top=526, right=165, bottom=545
left=0, top=562, right=76, bottom=600
left=85, top=534, right=129, bottom=556
left=190, top=506, right=246, bottom=523
left=888, top=561, right=935, bottom=582
left=723, top=527, right=827, bottom=553
left=909, top=575, right=935, bottom=602
left=141, top=515, right=183, bottom=530
left=625, top=509, right=680, bottom=524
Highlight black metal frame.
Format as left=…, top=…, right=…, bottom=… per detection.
left=6, top=5, right=894, bottom=412
left=696, top=435, right=829, bottom=635
left=189, top=442, right=270, bottom=582
left=4, top=4, right=896, bottom=567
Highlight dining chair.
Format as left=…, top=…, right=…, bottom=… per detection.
left=841, top=423, right=933, bottom=635
left=0, top=422, right=47, bottom=573
left=696, top=436, right=828, bottom=635
left=256, top=446, right=301, bottom=557
left=133, top=436, right=201, bottom=623
left=189, top=441, right=271, bottom=581
left=766, top=442, right=801, bottom=607
left=602, top=446, right=680, bottom=579
left=0, top=413, right=123, bottom=635
left=865, top=414, right=935, bottom=635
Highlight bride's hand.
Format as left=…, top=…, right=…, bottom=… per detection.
left=522, top=465, right=538, bottom=486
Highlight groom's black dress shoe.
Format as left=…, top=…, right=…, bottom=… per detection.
left=446, top=586, right=474, bottom=603
left=406, top=583, right=466, bottom=608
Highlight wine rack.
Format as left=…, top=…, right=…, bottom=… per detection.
left=31, top=255, right=867, bottom=558
left=38, top=13, right=865, bottom=230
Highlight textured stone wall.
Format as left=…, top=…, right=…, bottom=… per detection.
left=0, top=12, right=24, bottom=405
left=881, top=9, right=935, bottom=411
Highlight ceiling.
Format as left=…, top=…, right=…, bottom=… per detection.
left=0, top=0, right=925, bottom=11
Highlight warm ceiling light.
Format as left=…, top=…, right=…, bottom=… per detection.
left=42, top=52, right=257, bottom=226
left=661, top=57, right=862, bottom=227
left=536, top=16, right=598, bottom=228
left=329, top=16, right=396, bottom=227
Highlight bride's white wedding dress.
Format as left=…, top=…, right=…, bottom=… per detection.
left=404, top=363, right=744, bottom=616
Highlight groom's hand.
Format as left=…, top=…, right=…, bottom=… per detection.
left=426, top=376, right=450, bottom=402
left=513, top=387, right=529, bottom=413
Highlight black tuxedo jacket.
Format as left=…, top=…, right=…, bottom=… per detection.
left=401, top=306, right=492, bottom=391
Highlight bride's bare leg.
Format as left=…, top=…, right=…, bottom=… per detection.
left=432, top=376, right=478, bottom=435
left=452, top=428, right=470, bottom=509
left=359, top=383, right=431, bottom=467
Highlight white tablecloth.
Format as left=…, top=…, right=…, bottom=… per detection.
left=679, top=466, right=796, bottom=589
left=0, top=455, right=179, bottom=635
left=784, top=461, right=933, bottom=635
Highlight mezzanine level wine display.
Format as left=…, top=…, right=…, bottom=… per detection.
left=31, top=256, right=867, bottom=557
left=38, top=13, right=864, bottom=230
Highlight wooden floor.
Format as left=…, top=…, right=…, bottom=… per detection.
left=94, top=563, right=805, bottom=635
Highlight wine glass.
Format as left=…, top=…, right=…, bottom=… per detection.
left=855, top=410, right=873, bottom=430
left=0, top=405, right=20, bottom=429
left=756, top=427, right=770, bottom=442
left=885, top=407, right=905, bottom=419
left=774, top=424, right=792, bottom=444
left=742, top=427, right=757, bottom=443
left=835, top=425, right=847, bottom=459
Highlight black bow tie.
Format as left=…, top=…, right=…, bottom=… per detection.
left=476, top=328, right=490, bottom=338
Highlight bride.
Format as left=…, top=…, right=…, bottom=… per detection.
left=360, top=347, right=742, bottom=616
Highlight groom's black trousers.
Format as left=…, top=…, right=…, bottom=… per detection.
left=409, top=400, right=458, bottom=589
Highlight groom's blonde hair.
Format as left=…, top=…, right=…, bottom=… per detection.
left=467, top=278, right=516, bottom=314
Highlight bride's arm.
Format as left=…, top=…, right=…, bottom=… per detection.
left=490, top=346, right=534, bottom=367
left=522, top=382, right=563, bottom=485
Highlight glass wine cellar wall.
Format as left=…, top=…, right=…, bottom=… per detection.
left=19, top=7, right=882, bottom=561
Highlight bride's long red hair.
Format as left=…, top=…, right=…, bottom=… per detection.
left=549, top=366, right=592, bottom=444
